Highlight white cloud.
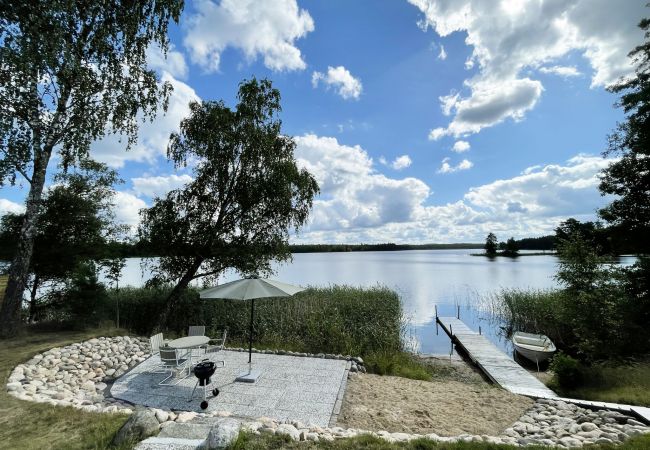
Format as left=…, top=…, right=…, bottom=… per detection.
left=391, top=155, right=413, bottom=170
left=91, top=73, right=199, bottom=168
left=380, top=155, right=413, bottom=170
left=429, top=78, right=543, bottom=139
left=294, top=134, right=429, bottom=231
left=0, top=198, right=25, bottom=216
left=464, top=154, right=614, bottom=218
left=452, top=140, right=471, bottom=153
left=291, top=142, right=616, bottom=244
left=147, top=44, right=189, bottom=80
left=183, top=0, right=313, bottom=72
left=410, top=0, right=645, bottom=138
left=312, top=66, right=363, bottom=100
left=539, top=65, right=581, bottom=77
left=131, top=174, right=194, bottom=198
left=113, top=192, right=147, bottom=227
left=437, top=157, right=473, bottom=173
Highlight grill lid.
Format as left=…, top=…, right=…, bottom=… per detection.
left=193, top=360, right=216, bottom=379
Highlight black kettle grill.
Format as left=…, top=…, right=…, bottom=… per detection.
left=189, top=359, right=223, bottom=409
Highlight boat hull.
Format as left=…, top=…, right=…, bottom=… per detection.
left=514, top=345, right=555, bottom=363
left=512, top=331, right=556, bottom=364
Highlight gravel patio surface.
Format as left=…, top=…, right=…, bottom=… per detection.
left=110, top=350, right=349, bottom=427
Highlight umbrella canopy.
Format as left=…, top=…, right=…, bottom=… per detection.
left=199, top=277, right=305, bottom=368
left=199, top=277, right=304, bottom=301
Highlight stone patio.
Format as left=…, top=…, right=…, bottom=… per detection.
left=110, top=350, right=350, bottom=427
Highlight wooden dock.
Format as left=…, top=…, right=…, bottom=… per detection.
left=436, top=316, right=650, bottom=424
left=436, top=316, right=557, bottom=397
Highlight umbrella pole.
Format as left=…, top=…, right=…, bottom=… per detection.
left=248, top=299, right=255, bottom=364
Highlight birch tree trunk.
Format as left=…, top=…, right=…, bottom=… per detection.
left=0, top=147, right=51, bottom=336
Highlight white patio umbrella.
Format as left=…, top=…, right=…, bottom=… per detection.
left=199, top=276, right=305, bottom=382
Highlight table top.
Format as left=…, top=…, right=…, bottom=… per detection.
left=167, top=336, right=210, bottom=349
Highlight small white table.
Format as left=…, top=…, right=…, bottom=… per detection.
left=167, top=336, right=210, bottom=349
left=167, top=336, right=210, bottom=366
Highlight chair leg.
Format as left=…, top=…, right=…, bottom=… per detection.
left=159, top=366, right=190, bottom=386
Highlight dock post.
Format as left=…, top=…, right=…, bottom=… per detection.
left=456, top=305, right=460, bottom=319
left=479, top=326, right=482, bottom=335
left=435, top=305, right=438, bottom=318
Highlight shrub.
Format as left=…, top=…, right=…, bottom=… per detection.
left=364, top=351, right=431, bottom=380
left=550, top=353, right=584, bottom=389
left=63, top=262, right=111, bottom=328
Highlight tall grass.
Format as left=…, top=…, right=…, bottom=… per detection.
left=550, top=360, right=650, bottom=407
left=106, top=285, right=404, bottom=358
left=488, top=289, right=572, bottom=349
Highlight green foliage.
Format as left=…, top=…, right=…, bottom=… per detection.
left=0, top=0, right=183, bottom=336
left=550, top=353, right=584, bottom=389
left=599, top=17, right=650, bottom=250
left=493, top=249, right=650, bottom=362
left=364, top=351, right=432, bottom=380
left=555, top=218, right=612, bottom=255
left=489, top=289, right=570, bottom=347
left=550, top=360, right=650, bottom=407
left=0, top=0, right=183, bottom=182
left=105, top=285, right=403, bottom=358
left=484, top=233, right=498, bottom=256
left=138, top=78, right=319, bottom=327
left=502, top=237, right=519, bottom=256
left=63, top=262, right=110, bottom=328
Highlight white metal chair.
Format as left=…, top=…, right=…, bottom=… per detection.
left=188, top=325, right=205, bottom=336
left=188, top=326, right=207, bottom=360
left=150, top=333, right=164, bottom=355
left=204, top=329, right=228, bottom=354
left=158, top=347, right=191, bottom=385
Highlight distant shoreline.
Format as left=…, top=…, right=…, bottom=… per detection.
left=289, top=243, right=484, bottom=253
left=470, top=252, right=558, bottom=257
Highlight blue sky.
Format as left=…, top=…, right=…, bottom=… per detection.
left=1, top=0, right=646, bottom=243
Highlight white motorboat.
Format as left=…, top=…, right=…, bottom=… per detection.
left=512, top=331, right=556, bottom=367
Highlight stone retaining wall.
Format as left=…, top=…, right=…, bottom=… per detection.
left=6, top=336, right=650, bottom=448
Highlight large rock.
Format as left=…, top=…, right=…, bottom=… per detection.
left=276, top=424, right=300, bottom=441
left=205, top=419, right=241, bottom=449
left=112, top=408, right=160, bottom=446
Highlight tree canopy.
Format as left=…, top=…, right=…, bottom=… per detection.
left=484, top=232, right=498, bottom=256
left=138, top=78, right=319, bottom=328
left=0, top=160, right=122, bottom=321
left=599, top=16, right=650, bottom=252
left=0, top=0, right=183, bottom=334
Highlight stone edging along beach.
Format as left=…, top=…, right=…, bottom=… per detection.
left=5, top=336, right=650, bottom=447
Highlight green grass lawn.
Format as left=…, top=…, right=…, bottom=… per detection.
left=0, top=327, right=133, bottom=450
left=228, top=431, right=650, bottom=450
left=549, top=361, right=650, bottom=407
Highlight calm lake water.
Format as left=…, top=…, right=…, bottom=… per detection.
left=108, top=249, right=610, bottom=356
left=3, top=249, right=634, bottom=355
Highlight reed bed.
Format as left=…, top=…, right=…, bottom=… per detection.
left=107, top=285, right=404, bottom=358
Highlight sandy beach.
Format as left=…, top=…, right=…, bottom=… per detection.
left=339, top=372, right=534, bottom=436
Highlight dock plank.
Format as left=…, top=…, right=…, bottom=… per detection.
left=435, top=316, right=650, bottom=424
left=436, top=317, right=557, bottom=398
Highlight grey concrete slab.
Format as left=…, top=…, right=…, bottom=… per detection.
left=110, top=350, right=349, bottom=427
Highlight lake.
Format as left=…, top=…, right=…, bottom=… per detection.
left=109, top=249, right=607, bottom=356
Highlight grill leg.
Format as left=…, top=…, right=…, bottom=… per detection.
left=187, top=379, right=200, bottom=402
